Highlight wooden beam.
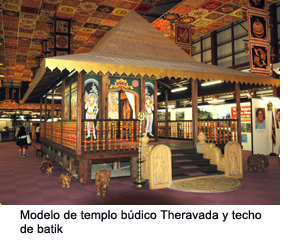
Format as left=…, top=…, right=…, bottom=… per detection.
left=140, top=76, right=145, bottom=133
left=157, top=79, right=172, bottom=89
left=76, top=71, right=84, bottom=155
left=211, top=31, right=217, bottom=65
left=154, top=80, right=158, bottom=142
left=101, top=73, right=109, bottom=119
left=61, top=77, right=65, bottom=146
left=165, top=90, right=168, bottom=139
left=191, top=78, right=198, bottom=146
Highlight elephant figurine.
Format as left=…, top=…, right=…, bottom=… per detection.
left=95, top=170, right=111, bottom=197
left=59, top=173, right=72, bottom=188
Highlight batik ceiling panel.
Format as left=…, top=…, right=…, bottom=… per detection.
left=0, top=0, right=279, bottom=84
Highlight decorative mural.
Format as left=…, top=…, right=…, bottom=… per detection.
left=250, top=37, right=270, bottom=72
left=70, top=81, right=77, bottom=120
left=64, top=82, right=70, bottom=120
left=108, top=92, right=119, bottom=119
left=247, top=0, right=267, bottom=12
left=84, top=76, right=99, bottom=139
left=145, top=80, right=155, bottom=139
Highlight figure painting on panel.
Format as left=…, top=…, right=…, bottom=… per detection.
left=84, top=79, right=99, bottom=139
left=255, top=108, right=266, bottom=129
left=145, top=96, right=154, bottom=137
left=145, top=83, right=155, bottom=138
left=108, top=92, right=119, bottom=119
left=275, top=108, right=280, bottom=129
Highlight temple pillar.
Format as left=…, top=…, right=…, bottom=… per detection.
left=191, top=78, right=198, bottom=146
left=78, top=160, right=92, bottom=183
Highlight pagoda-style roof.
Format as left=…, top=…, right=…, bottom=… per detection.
left=23, top=11, right=279, bottom=103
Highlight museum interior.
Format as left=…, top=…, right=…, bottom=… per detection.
left=0, top=0, right=280, bottom=205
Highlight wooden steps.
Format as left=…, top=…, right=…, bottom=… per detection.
left=171, top=148, right=224, bottom=180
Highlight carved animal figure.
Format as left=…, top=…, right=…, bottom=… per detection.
left=95, top=170, right=111, bottom=197
left=247, top=154, right=269, bottom=172
left=46, top=166, right=53, bottom=176
left=40, top=155, right=53, bottom=173
left=59, top=173, right=72, bottom=188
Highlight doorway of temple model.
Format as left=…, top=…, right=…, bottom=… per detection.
left=108, top=90, right=138, bottom=120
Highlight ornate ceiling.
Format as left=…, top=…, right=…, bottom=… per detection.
left=0, top=0, right=279, bottom=87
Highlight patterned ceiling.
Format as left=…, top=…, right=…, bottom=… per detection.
left=0, top=0, right=279, bottom=87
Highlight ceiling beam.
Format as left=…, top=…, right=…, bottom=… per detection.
left=157, top=79, right=172, bottom=89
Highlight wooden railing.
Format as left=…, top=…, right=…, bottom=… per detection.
left=158, top=119, right=238, bottom=144
left=40, top=120, right=77, bottom=151
left=83, top=119, right=140, bottom=153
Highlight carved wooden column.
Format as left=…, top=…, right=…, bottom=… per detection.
left=40, top=97, right=43, bottom=122
left=78, top=160, right=91, bottom=183
left=76, top=71, right=84, bottom=155
left=44, top=95, right=47, bottom=138
left=61, top=77, right=65, bottom=146
left=140, top=76, right=146, bottom=133
left=165, top=90, right=169, bottom=139
left=51, top=88, right=54, bottom=141
left=154, top=80, right=158, bottom=142
left=211, top=30, right=217, bottom=66
left=235, top=82, right=241, bottom=144
left=101, top=73, right=109, bottom=119
left=191, top=78, right=198, bottom=146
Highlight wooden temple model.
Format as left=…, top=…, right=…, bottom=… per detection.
left=22, top=11, right=279, bottom=184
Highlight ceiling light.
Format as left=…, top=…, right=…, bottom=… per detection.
left=157, top=92, right=161, bottom=95
left=201, top=80, right=223, bottom=86
left=47, top=96, right=62, bottom=99
left=168, top=105, right=175, bottom=108
left=208, top=99, right=225, bottom=104
left=0, top=75, right=5, bottom=78
left=171, top=87, right=187, bottom=93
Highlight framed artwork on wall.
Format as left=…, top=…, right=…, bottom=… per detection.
left=248, top=11, right=269, bottom=42
left=249, top=42, right=270, bottom=73
left=175, top=24, right=191, bottom=46
left=55, top=19, right=70, bottom=34
left=247, top=0, right=267, bottom=13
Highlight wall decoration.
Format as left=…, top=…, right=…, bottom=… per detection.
left=248, top=12, right=268, bottom=42
left=96, top=5, right=114, bottom=13
left=134, top=4, right=153, bottom=14
left=250, top=42, right=270, bottom=73
left=247, top=0, right=267, bottom=12
left=56, top=35, right=69, bottom=48
left=108, top=92, right=119, bottom=119
left=215, top=3, right=240, bottom=14
left=200, top=1, right=224, bottom=11
left=178, top=16, right=195, bottom=24
left=145, top=80, right=155, bottom=139
left=55, top=50, right=69, bottom=56
left=162, top=13, right=180, bottom=21
left=275, top=108, right=280, bottom=129
left=70, top=81, right=77, bottom=120
left=255, top=107, right=266, bottom=129
left=175, top=24, right=191, bottom=46
left=64, top=83, right=70, bottom=120
left=241, top=134, right=247, bottom=143
left=84, top=76, right=99, bottom=139
left=176, top=111, right=184, bottom=121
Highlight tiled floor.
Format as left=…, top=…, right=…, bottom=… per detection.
left=0, top=141, right=280, bottom=205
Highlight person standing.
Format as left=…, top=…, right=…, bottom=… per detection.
left=17, top=126, right=28, bottom=158
left=36, top=124, right=40, bottom=143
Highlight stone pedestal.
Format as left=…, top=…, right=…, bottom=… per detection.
left=196, top=142, right=205, bottom=153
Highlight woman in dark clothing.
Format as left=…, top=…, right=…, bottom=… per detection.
left=17, top=126, right=28, bottom=158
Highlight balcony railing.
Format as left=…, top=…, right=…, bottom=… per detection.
left=83, top=119, right=140, bottom=153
